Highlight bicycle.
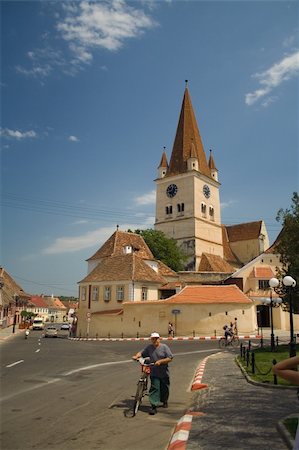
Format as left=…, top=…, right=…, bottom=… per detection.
left=219, top=335, right=240, bottom=349
left=132, top=357, right=154, bottom=416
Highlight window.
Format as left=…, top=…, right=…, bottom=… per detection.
left=117, top=285, right=124, bottom=302
left=209, top=206, right=214, bottom=221
left=201, top=202, right=207, bottom=218
left=81, top=286, right=86, bottom=301
left=259, top=280, right=270, bottom=290
left=92, top=286, right=99, bottom=301
left=104, top=286, right=111, bottom=302
left=166, top=205, right=173, bottom=215
left=141, top=287, right=148, bottom=301
left=177, top=203, right=185, bottom=213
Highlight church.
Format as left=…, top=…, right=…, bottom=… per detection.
left=76, top=84, right=294, bottom=339
left=155, top=82, right=269, bottom=273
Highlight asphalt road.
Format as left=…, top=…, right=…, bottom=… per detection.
left=0, top=332, right=220, bottom=450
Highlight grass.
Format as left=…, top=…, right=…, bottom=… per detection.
left=237, top=344, right=299, bottom=385
left=284, top=417, right=298, bottom=440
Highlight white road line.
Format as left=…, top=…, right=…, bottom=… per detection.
left=6, top=360, right=24, bottom=368
left=35, top=349, right=40, bottom=353
left=0, top=378, right=61, bottom=403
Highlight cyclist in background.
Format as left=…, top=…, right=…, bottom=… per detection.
left=132, top=332, right=173, bottom=415
left=223, top=324, right=233, bottom=342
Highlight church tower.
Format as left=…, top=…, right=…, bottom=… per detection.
left=155, top=84, right=223, bottom=271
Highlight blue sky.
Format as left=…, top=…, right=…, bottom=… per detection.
left=1, top=1, right=298, bottom=297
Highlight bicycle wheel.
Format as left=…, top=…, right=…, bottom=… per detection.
left=133, top=380, right=146, bottom=416
left=219, top=338, right=226, bottom=349
left=232, top=337, right=240, bottom=348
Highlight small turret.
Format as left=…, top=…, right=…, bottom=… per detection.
left=187, top=141, right=199, bottom=171
left=157, top=147, right=168, bottom=179
left=208, top=149, right=218, bottom=181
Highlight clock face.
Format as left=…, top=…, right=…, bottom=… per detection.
left=203, top=184, right=211, bottom=198
left=166, top=184, right=178, bottom=198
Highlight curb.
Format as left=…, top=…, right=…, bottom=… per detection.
left=277, top=417, right=295, bottom=450
left=235, top=357, right=298, bottom=390
left=191, top=356, right=209, bottom=391
left=69, top=335, right=261, bottom=342
left=167, top=412, right=204, bottom=450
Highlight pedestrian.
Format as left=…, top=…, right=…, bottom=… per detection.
left=132, top=332, right=173, bottom=415
left=168, top=322, right=174, bottom=337
left=273, top=356, right=299, bottom=450
left=272, top=355, right=299, bottom=385
left=233, top=317, right=238, bottom=336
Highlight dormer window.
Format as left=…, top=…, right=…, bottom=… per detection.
left=124, top=245, right=133, bottom=254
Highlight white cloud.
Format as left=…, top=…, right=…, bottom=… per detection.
left=68, top=135, right=79, bottom=142
left=42, top=221, right=151, bottom=254
left=134, top=190, right=156, bottom=206
left=57, top=1, right=156, bottom=53
left=16, top=1, right=156, bottom=79
left=220, top=199, right=237, bottom=209
left=0, top=128, right=37, bottom=140
left=245, top=50, right=299, bottom=106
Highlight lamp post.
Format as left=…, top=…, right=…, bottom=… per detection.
left=269, top=278, right=280, bottom=351
left=283, top=276, right=297, bottom=357
left=12, top=294, right=19, bottom=334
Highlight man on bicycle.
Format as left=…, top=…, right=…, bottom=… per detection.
left=132, top=332, right=173, bottom=415
left=223, top=324, right=233, bottom=342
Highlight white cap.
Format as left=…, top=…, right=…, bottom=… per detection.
left=150, top=332, right=160, bottom=338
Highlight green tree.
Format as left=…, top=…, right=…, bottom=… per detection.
left=276, top=192, right=299, bottom=278
left=275, top=192, right=299, bottom=312
left=134, top=229, right=187, bottom=272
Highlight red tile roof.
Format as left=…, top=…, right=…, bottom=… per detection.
left=225, top=221, right=262, bottom=242
left=124, top=285, right=252, bottom=305
left=198, top=253, right=235, bottom=273
left=87, top=230, right=154, bottom=261
left=80, top=253, right=166, bottom=284
left=249, top=267, right=275, bottom=279
left=29, top=296, right=49, bottom=308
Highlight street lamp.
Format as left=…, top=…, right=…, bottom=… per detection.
left=269, top=277, right=280, bottom=351
left=283, top=275, right=297, bottom=357
left=12, top=294, right=19, bottom=334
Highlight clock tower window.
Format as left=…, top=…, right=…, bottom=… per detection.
left=177, top=203, right=185, bottom=213
left=166, top=205, right=173, bottom=215
left=201, top=202, right=207, bottom=218
left=209, top=206, right=215, bottom=221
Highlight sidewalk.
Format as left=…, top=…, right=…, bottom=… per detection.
left=186, top=351, right=298, bottom=450
left=0, top=325, right=24, bottom=343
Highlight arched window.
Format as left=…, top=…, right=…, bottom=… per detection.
left=209, top=206, right=214, bottom=221
left=201, top=202, right=207, bottom=218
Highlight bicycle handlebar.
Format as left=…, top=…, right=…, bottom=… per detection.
left=136, top=357, right=155, bottom=366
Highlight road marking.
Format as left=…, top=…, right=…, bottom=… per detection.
left=35, top=349, right=40, bottom=353
left=0, top=378, right=60, bottom=403
left=63, top=359, right=132, bottom=376
left=6, top=360, right=24, bottom=368
left=63, top=349, right=216, bottom=376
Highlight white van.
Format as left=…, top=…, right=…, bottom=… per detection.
left=32, top=317, right=45, bottom=330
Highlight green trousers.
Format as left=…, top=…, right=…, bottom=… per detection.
left=149, top=376, right=170, bottom=407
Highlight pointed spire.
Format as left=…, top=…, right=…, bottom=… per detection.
left=208, top=149, right=217, bottom=170
left=158, top=147, right=168, bottom=168
left=167, top=85, right=211, bottom=178
left=208, top=149, right=218, bottom=181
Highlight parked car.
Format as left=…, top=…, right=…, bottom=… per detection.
left=60, top=323, right=70, bottom=330
left=44, top=326, right=58, bottom=338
